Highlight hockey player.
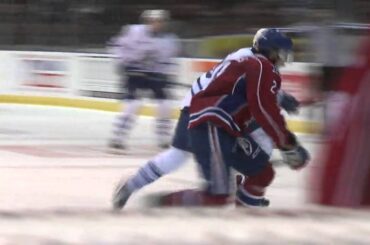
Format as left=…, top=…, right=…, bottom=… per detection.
left=148, top=28, right=310, bottom=207
left=112, top=29, right=304, bottom=209
left=108, top=9, right=179, bottom=149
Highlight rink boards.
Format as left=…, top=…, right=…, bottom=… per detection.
left=0, top=51, right=322, bottom=134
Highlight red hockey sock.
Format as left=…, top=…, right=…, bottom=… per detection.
left=361, top=170, right=370, bottom=206
left=161, top=189, right=231, bottom=207
left=243, top=164, right=275, bottom=197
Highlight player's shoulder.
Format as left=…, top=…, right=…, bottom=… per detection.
left=252, top=54, right=274, bottom=68
left=246, top=54, right=275, bottom=74
left=226, top=48, right=253, bottom=62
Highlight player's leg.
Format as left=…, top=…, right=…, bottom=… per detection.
left=112, top=147, right=191, bottom=209
left=208, top=127, right=273, bottom=207
left=158, top=123, right=234, bottom=207
left=158, top=124, right=273, bottom=207
left=155, top=100, right=172, bottom=148
left=234, top=128, right=275, bottom=207
left=151, top=78, right=173, bottom=148
left=109, top=100, right=142, bottom=149
left=235, top=164, right=274, bottom=207
left=112, top=109, right=192, bottom=209
left=109, top=75, right=142, bottom=149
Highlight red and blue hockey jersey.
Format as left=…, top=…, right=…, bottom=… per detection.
left=188, top=48, right=293, bottom=149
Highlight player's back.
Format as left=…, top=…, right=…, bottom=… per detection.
left=189, top=49, right=278, bottom=136
left=181, top=48, right=253, bottom=108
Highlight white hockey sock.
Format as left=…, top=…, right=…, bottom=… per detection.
left=155, top=100, right=173, bottom=145
left=112, top=100, right=142, bottom=142
left=126, top=147, right=191, bottom=192
left=126, top=160, right=163, bottom=192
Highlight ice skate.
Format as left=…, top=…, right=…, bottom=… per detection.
left=108, top=139, right=127, bottom=154
left=235, top=174, right=270, bottom=207
left=112, top=181, right=132, bottom=210
left=235, top=189, right=270, bottom=207
left=109, top=139, right=126, bottom=149
left=236, top=197, right=270, bottom=207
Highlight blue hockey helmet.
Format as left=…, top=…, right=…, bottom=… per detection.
left=252, top=28, right=293, bottom=65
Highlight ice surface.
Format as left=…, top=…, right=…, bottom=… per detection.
left=0, top=104, right=368, bottom=244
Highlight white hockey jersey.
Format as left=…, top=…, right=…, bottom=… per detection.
left=180, top=48, right=254, bottom=108
left=109, top=24, right=179, bottom=74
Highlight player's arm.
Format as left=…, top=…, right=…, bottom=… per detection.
left=110, top=26, right=147, bottom=65
left=277, top=90, right=300, bottom=114
left=246, top=60, right=295, bottom=149
left=107, top=26, right=130, bottom=54
left=246, top=60, right=310, bottom=169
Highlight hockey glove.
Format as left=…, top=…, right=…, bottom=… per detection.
left=278, top=91, right=300, bottom=114
left=280, top=145, right=310, bottom=170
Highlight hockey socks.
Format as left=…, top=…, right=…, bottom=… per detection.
left=236, top=164, right=275, bottom=207
left=126, top=161, right=164, bottom=192
left=155, top=100, right=173, bottom=147
left=123, top=148, right=190, bottom=194
left=149, top=189, right=232, bottom=207
left=111, top=100, right=141, bottom=146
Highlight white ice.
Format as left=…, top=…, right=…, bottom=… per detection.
left=0, top=104, right=368, bottom=244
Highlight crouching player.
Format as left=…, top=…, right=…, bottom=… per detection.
left=148, top=28, right=310, bottom=207
left=112, top=28, right=308, bottom=209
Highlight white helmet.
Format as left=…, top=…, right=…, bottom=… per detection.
left=140, top=9, right=170, bottom=22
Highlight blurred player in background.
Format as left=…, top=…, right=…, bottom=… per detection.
left=308, top=12, right=355, bottom=137
left=108, top=9, right=179, bottom=150
left=312, top=35, right=370, bottom=207
left=112, top=28, right=308, bottom=209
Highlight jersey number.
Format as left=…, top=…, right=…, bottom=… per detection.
left=270, top=80, right=278, bottom=94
